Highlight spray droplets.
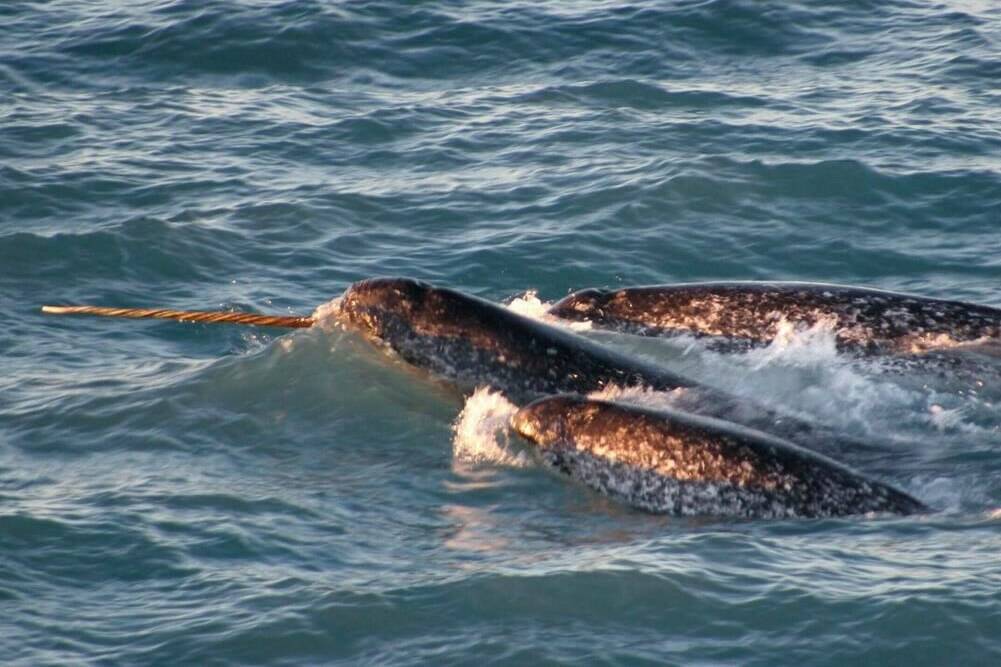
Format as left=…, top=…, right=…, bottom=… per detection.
left=452, top=387, right=529, bottom=467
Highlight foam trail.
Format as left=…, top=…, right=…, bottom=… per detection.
left=452, top=388, right=529, bottom=467
left=659, top=318, right=925, bottom=439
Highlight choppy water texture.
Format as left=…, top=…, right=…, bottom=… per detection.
left=3, top=1, right=1001, bottom=664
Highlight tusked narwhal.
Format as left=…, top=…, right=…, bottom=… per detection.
left=42, top=277, right=888, bottom=459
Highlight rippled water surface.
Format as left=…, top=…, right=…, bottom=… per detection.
left=3, top=1, right=1000, bottom=664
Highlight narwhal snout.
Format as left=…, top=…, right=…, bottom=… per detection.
left=549, top=288, right=609, bottom=320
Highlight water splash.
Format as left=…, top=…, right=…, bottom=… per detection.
left=546, top=308, right=930, bottom=437
left=452, top=387, right=529, bottom=467
left=507, top=291, right=592, bottom=331
left=926, top=403, right=969, bottom=433
left=747, top=315, right=840, bottom=369
left=587, top=384, right=688, bottom=411
left=311, top=296, right=343, bottom=330
left=505, top=290, right=548, bottom=319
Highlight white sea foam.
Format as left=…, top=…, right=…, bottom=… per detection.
left=505, top=290, right=548, bottom=320
left=650, top=318, right=940, bottom=441
left=506, top=291, right=592, bottom=331
left=587, top=384, right=687, bottom=411
left=310, top=296, right=343, bottom=330
left=452, top=387, right=529, bottom=467
left=926, top=403, right=969, bottom=432
left=747, top=315, right=840, bottom=369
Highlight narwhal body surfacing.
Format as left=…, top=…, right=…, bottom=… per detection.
left=549, top=282, right=1001, bottom=355
left=42, top=278, right=889, bottom=457
left=41, top=278, right=930, bottom=518
left=336, top=277, right=697, bottom=401
left=337, top=278, right=880, bottom=458
left=511, top=396, right=926, bottom=518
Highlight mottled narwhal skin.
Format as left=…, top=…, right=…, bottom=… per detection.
left=511, top=396, right=927, bottom=519
left=337, top=278, right=882, bottom=458
left=338, top=277, right=697, bottom=402
left=549, top=282, right=1001, bottom=354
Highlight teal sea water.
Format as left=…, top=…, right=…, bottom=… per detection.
left=3, top=1, right=1000, bottom=664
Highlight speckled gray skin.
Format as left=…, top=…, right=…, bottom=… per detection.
left=338, top=278, right=885, bottom=459
left=511, top=396, right=927, bottom=519
left=549, top=282, right=1001, bottom=354
left=338, top=277, right=696, bottom=402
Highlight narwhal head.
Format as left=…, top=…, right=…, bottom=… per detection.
left=338, top=278, right=665, bottom=402
left=338, top=277, right=436, bottom=343
left=509, top=394, right=594, bottom=448
left=548, top=287, right=615, bottom=323
left=338, top=277, right=546, bottom=395
left=338, top=276, right=513, bottom=346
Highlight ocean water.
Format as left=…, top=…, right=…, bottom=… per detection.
left=3, top=0, right=1000, bottom=664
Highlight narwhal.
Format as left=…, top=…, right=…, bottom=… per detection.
left=43, top=277, right=890, bottom=461
left=548, top=282, right=1001, bottom=355
left=510, top=395, right=926, bottom=518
